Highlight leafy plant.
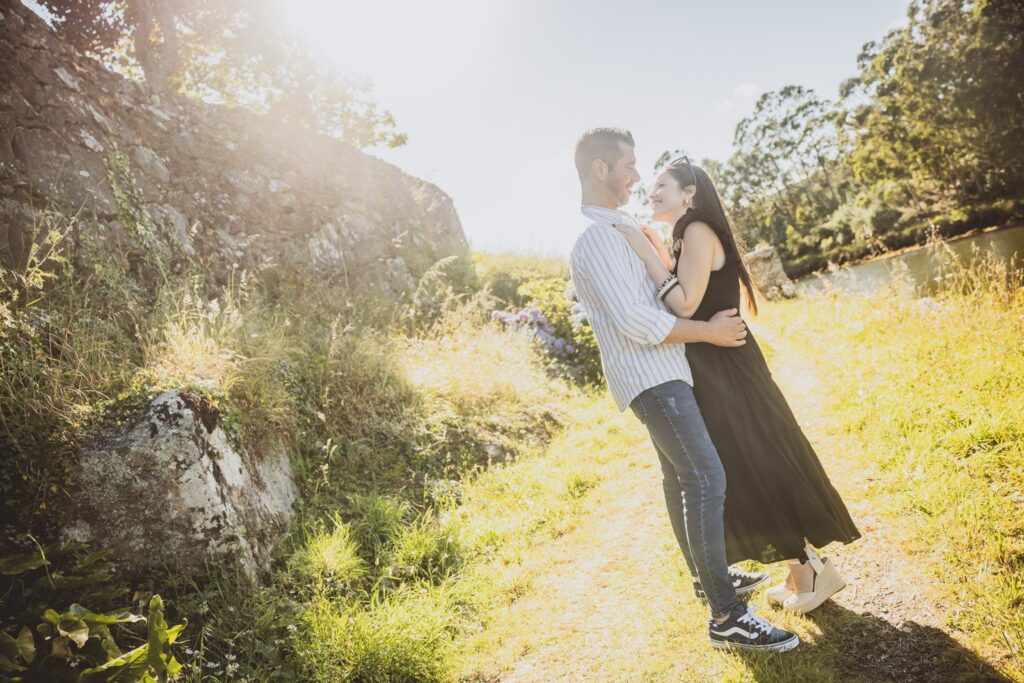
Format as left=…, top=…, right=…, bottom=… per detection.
left=0, top=544, right=184, bottom=682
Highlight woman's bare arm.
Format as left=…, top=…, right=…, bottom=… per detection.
left=615, top=221, right=721, bottom=319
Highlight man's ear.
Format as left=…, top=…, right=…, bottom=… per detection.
left=591, top=158, right=608, bottom=182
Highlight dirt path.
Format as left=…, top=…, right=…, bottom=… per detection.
left=460, top=321, right=1010, bottom=682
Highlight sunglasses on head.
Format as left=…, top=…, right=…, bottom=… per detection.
left=669, top=155, right=697, bottom=183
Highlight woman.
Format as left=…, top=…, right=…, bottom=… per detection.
left=613, top=156, right=861, bottom=614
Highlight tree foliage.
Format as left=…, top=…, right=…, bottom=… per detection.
left=37, top=0, right=407, bottom=148
left=699, top=0, right=1024, bottom=275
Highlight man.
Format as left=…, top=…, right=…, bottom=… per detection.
left=568, top=128, right=798, bottom=652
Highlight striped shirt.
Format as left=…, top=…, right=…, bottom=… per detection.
left=569, top=205, right=693, bottom=411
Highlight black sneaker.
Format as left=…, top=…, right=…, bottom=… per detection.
left=694, top=566, right=770, bottom=601
left=708, top=603, right=799, bottom=652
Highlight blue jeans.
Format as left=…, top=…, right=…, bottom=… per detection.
left=630, top=380, right=739, bottom=618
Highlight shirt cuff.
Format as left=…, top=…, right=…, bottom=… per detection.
left=647, top=310, right=678, bottom=345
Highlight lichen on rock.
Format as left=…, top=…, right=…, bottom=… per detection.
left=64, top=390, right=298, bottom=577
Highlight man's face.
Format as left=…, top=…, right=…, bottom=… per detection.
left=605, top=143, right=640, bottom=207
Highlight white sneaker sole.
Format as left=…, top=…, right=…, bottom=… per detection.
left=784, top=579, right=846, bottom=614
left=709, top=633, right=800, bottom=653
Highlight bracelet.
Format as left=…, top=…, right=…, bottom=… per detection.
left=658, top=281, right=680, bottom=301
left=656, top=275, right=679, bottom=299
left=656, top=275, right=677, bottom=298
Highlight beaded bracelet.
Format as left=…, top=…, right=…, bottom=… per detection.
left=658, top=281, right=680, bottom=301
left=656, top=275, right=679, bottom=299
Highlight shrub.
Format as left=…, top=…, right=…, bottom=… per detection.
left=292, top=513, right=367, bottom=591
left=512, top=276, right=602, bottom=386
left=385, top=513, right=463, bottom=586
left=297, top=586, right=459, bottom=682
left=347, top=494, right=412, bottom=568
left=473, top=252, right=569, bottom=308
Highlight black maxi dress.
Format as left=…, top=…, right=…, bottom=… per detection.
left=676, top=209, right=861, bottom=565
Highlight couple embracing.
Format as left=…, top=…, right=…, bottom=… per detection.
left=568, top=128, right=861, bottom=653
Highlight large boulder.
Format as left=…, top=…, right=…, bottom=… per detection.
left=744, top=245, right=797, bottom=300
left=63, top=391, right=298, bottom=576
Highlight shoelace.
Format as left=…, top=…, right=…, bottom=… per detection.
left=736, top=606, right=774, bottom=635
left=729, top=567, right=760, bottom=581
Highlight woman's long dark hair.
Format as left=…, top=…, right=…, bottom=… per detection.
left=666, top=162, right=760, bottom=314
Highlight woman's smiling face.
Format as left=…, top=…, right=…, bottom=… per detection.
left=647, top=167, right=696, bottom=222
left=649, top=171, right=685, bottom=222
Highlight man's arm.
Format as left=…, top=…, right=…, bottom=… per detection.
left=572, top=229, right=746, bottom=347
left=571, top=228, right=680, bottom=345
left=664, top=309, right=747, bottom=347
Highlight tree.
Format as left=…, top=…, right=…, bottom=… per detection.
left=842, top=0, right=1024, bottom=205
left=36, top=0, right=407, bottom=148
left=698, top=0, right=1023, bottom=275
left=712, top=86, right=848, bottom=259
left=36, top=0, right=193, bottom=91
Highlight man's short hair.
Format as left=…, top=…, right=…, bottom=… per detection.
left=574, top=128, right=635, bottom=182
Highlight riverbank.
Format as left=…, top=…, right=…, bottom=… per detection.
left=794, top=221, right=1024, bottom=297
left=3, top=247, right=1020, bottom=680
left=784, top=200, right=1024, bottom=279
left=836, top=221, right=1020, bottom=269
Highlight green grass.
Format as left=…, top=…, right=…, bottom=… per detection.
left=0, top=209, right=586, bottom=681
left=296, top=584, right=466, bottom=682
left=8, top=215, right=1019, bottom=681
left=759, top=250, right=1024, bottom=680
left=289, top=390, right=623, bottom=682
left=290, top=512, right=368, bottom=589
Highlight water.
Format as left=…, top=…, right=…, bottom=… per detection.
left=794, top=224, right=1024, bottom=296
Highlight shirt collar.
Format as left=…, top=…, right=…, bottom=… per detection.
left=581, top=204, right=638, bottom=227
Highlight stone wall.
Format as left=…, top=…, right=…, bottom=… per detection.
left=0, top=0, right=469, bottom=573
left=0, top=0, right=467, bottom=290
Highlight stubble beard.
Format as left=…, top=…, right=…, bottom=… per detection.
left=608, top=178, right=631, bottom=208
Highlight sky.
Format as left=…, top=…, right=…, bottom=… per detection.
left=27, top=0, right=913, bottom=257
left=273, top=0, right=911, bottom=257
